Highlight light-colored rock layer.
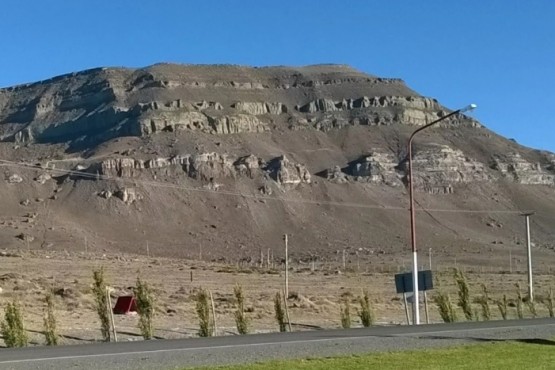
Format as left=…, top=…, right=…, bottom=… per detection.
left=232, top=101, right=287, bottom=115
left=492, top=153, right=555, bottom=185
left=409, top=145, right=492, bottom=194
left=92, top=153, right=310, bottom=189
left=267, top=155, right=311, bottom=186
left=326, top=146, right=494, bottom=194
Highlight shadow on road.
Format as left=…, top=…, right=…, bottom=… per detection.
left=409, top=334, right=555, bottom=346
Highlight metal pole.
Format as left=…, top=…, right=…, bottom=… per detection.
left=106, top=287, right=117, bottom=342
left=509, top=249, right=512, bottom=273
left=424, top=291, right=430, bottom=324
left=406, top=105, right=475, bottom=325
left=403, top=292, right=411, bottom=325
left=209, top=290, right=217, bottom=336
left=429, top=248, right=432, bottom=270
left=523, top=212, right=535, bottom=302
left=408, top=136, right=420, bottom=325
left=342, top=249, right=346, bottom=270
left=284, top=234, right=289, bottom=299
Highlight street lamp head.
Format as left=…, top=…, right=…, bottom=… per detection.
left=460, top=104, right=477, bottom=113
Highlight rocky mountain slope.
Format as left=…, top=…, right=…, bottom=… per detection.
left=1, top=64, right=554, bottom=269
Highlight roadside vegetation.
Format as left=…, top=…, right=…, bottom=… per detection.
left=1, top=298, right=28, bottom=347
left=194, top=288, right=213, bottom=337
left=273, top=291, right=287, bottom=332
left=2, top=260, right=553, bottom=347
left=234, top=284, right=249, bottom=335
left=135, top=276, right=156, bottom=339
left=92, top=267, right=111, bottom=342
left=43, top=291, right=59, bottom=345
left=356, top=290, right=373, bottom=327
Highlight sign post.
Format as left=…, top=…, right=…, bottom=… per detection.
left=395, top=270, right=434, bottom=325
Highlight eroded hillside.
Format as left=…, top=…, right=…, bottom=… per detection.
left=1, top=64, right=554, bottom=269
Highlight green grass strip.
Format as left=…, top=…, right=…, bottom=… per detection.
left=187, top=341, right=555, bottom=370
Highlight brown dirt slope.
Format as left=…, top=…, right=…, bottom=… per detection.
left=0, top=63, right=553, bottom=270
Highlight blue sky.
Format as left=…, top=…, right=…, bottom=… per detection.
left=1, top=1, right=553, bottom=152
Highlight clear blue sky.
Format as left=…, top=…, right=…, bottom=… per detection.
left=1, top=1, right=554, bottom=152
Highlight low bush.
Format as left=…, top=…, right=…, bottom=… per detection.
left=135, top=276, right=155, bottom=339
left=1, top=299, right=28, bottom=347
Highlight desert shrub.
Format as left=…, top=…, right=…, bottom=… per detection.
left=340, top=298, right=351, bottom=329
left=92, top=267, right=110, bottom=342
left=357, top=290, right=374, bottom=327
left=515, top=283, right=524, bottom=319
left=234, top=284, right=249, bottom=334
left=454, top=269, right=473, bottom=321
left=274, top=291, right=287, bottom=332
left=135, top=276, right=155, bottom=339
left=1, top=299, right=28, bottom=347
left=477, top=284, right=491, bottom=321
left=497, top=294, right=508, bottom=320
left=195, top=288, right=212, bottom=337
left=434, top=291, right=457, bottom=323
left=43, top=292, right=58, bottom=345
left=545, top=288, right=554, bottom=318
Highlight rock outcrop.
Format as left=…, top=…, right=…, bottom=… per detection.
left=296, top=96, right=440, bottom=113
left=347, top=152, right=403, bottom=186
left=324, top=146, right=494, bottom=194
left=7, top=174, right=23, bottom=183
left=0, top=64, right=482, bottom=149
left=208, top=114, right=268, bottom=134
left=266, top=155, right=311, bottom=187
left=232, top=102, right=287, bottom=115
left=325, top=166, right=348, bottom=184
left=234, top=155, right=262, bottom=178
left=492, top=153, right=555, bottom=185
left=91, top=153, right=309, bottom=186
left=114, top=188, right=141, bottom=204
left=99, top=158, right=145, bottom=178
left=189, top=153, right=235, bottom=181
left=140, top=111, right=211, bottom=135
left=1, top=63, right=555, bottom=263
left=406, top=145, right=492, bottom=194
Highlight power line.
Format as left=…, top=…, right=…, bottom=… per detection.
left=0, top=158, right=527, bottom=215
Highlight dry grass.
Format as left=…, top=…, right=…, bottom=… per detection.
left=1, top=251, right=555, bottom=346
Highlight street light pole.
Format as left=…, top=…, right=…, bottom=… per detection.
left=408, top=104, right=476, bottom=325
left=521, top=211, right=535, bottom=302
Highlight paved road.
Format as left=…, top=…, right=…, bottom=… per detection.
left=1, top=318, right=555, bottom=370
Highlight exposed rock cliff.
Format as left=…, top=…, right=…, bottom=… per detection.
left=0, top=64, right=479, bottom=149
left=492, top=153, right=555, bottom=185
left=0, top=63, right=554, bottom=265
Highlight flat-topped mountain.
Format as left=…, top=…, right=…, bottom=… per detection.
left=0, top=64, right=553, bottom=270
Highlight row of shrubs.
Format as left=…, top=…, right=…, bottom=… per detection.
left=0, top=268, right=157, bottom=347
left=1, top=267, right=377, bottom=347
left=433, top=269, right=554, bottom=322
left=8, top=267, right=546, bottom=348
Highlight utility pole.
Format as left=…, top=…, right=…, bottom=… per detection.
left=428, top=248, right=432, bottom=270
left=342, top=249, right=346, bottom=270
left=509, top=249, right=512, bottom=273
left=522, top=212, right=535, bottom=302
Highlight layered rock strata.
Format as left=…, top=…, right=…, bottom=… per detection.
left=89, top=153, right=310, bottom=189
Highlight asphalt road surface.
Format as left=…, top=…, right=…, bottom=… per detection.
left=2, top=318, right=555, bottom=370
